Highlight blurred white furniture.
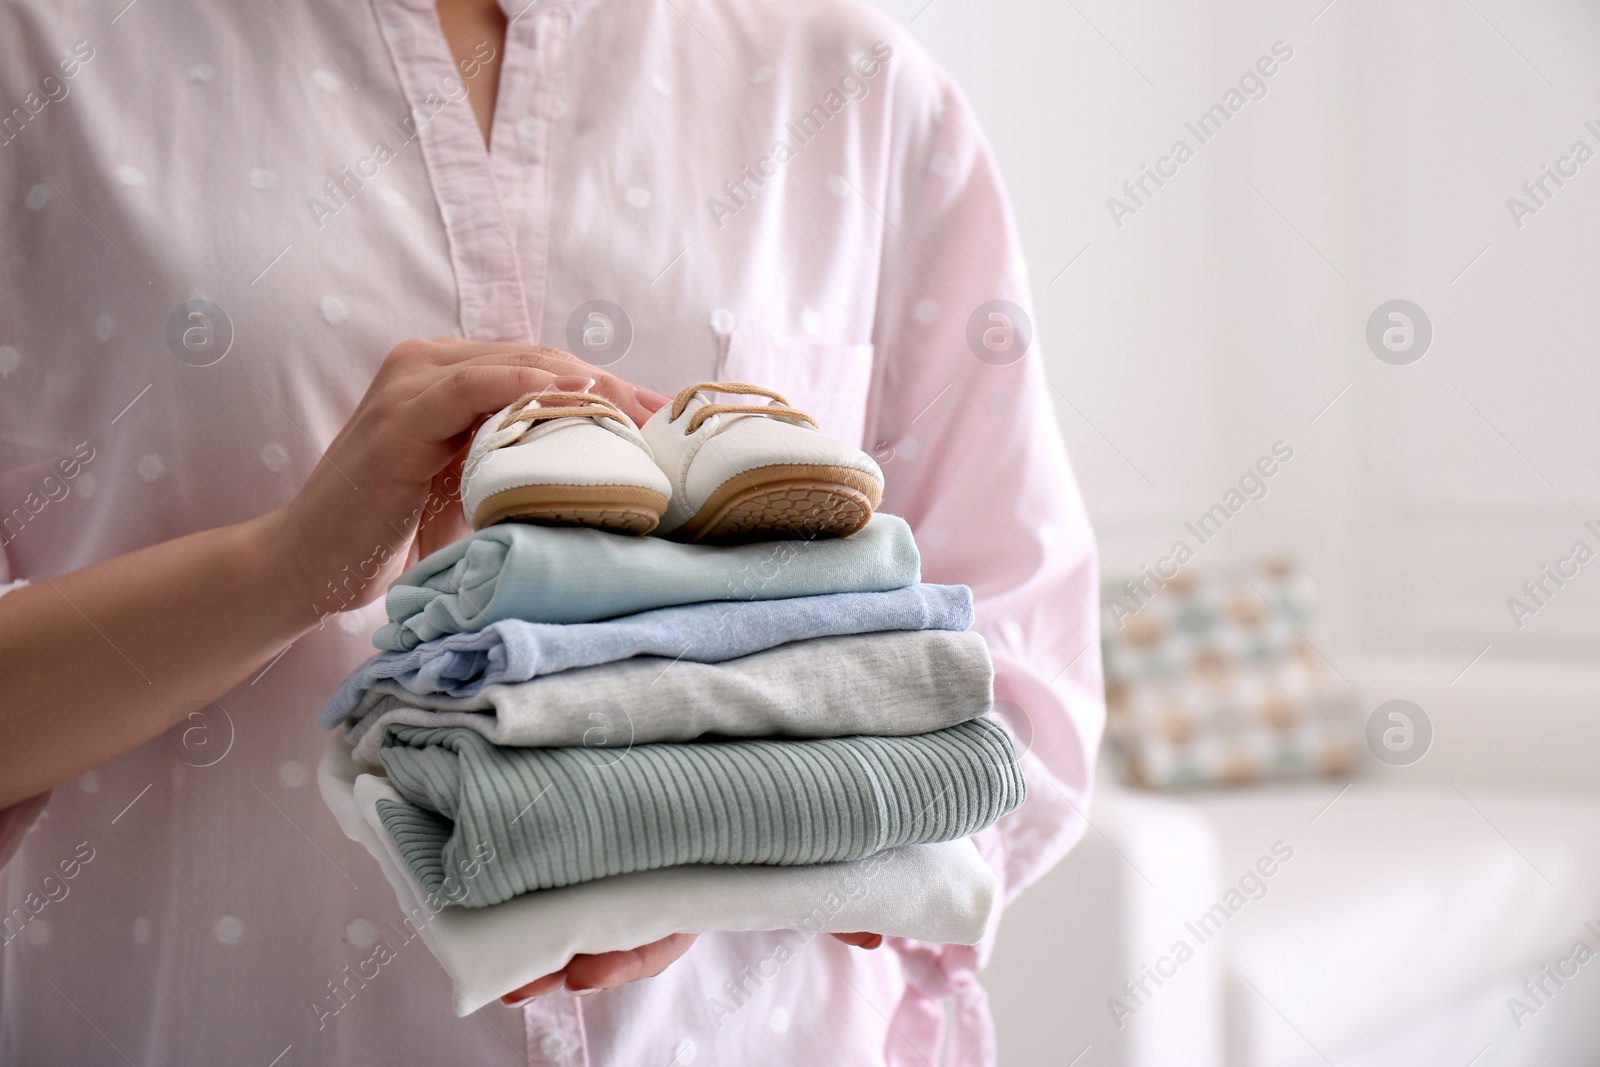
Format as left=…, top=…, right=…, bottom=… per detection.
left=984, top=658, right=1600, bottom=1067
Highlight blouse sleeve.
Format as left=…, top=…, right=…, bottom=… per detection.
left=0, top=576, right=52, bottom=870
left=865, top=59, right=1106, bottom=910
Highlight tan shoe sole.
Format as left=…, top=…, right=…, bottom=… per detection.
left=672, top=464, right=884, bottom=544
left=472, top=484, right=669, bottom=535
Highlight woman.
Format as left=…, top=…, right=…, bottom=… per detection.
left=0, top=0, right=1102, bottom=1062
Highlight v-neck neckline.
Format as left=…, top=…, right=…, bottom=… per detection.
left=367, top=0, right=576, bottom=343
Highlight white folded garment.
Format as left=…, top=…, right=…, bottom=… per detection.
left=317, top=739, right=999, bottom=1016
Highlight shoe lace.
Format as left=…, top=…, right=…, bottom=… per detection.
left=495, top=391, right=629, bottom=443
left=668, top=381, right=819, bottom=436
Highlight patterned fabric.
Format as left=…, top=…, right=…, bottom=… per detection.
left=0, top=2, right=1104, bottom=1063
left=1100, top=561, right=1359, bottom=788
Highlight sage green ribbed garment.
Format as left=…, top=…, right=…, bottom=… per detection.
left=374, top=719, right=1023, bottom=908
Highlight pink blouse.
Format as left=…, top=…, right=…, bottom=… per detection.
left=0, top=0, right=1103, bottom=1063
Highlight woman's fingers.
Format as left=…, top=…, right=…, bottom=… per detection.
left=415, top=445, right=473, bottom=558
left=562, top=933, right=700, bottom=993
left=626, top=932, right=701, bottom=980
left=499, top=932, right=878, bottom=1008
left=402, top=360, right=660, bottom=468
left=418, top=340, right=577, bottom=366
left=499, top=971, right=567, bottom=1007
left=496, top=933, right=700, bottom=1007
left=463, top=350, right=653, bottom=425
left=404, top=363, right=565, bottom=444
left=417, top=341, right=665, bottom=425
left=497, top=932, right=883, bottom=1007
left=636, top=387, right=673, bottom=413
left=831, top=932, right=884, bottom=949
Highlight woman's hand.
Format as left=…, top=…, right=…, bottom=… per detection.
left=269, top=342, right=881, bottom=1007
left=266, top=340, right=670, bottom=625
left=0, top=342, right=671, bottom=805
left=499, top=932, right=884, bottom=1005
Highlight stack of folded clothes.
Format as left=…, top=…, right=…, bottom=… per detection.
left=315, top=383, right=1024, bottom=1015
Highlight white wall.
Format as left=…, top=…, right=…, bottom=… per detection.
left=862, top=5, right=1600, bottom=1061
left=869, top=0, right=1600, bottom=675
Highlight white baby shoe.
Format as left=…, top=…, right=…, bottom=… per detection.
left=461, top=390, right=671, bottom=534
left=641, top=381, right=884, bottom=543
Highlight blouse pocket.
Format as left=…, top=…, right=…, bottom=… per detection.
left=716, top=330, right=876, bottom=449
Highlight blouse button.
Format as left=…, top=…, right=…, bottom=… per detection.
left=517, top=116, right=542, bottom=141
left=538, top=1033, right=570, bottom=1059
left=709, top=308, right=736, bottom=335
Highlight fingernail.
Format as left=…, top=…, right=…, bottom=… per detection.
left=504, top=994, right=537, bottom=1007
left=861, top=934, right=883, bottom=950
left=638, top=388, right=673, bottom=407
left=550, top=375, right=596, bottom=393
left=565, top=986, right=602, bottom=997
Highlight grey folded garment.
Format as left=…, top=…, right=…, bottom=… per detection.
left=323, top=585, right=974, bottom=728
left=375, top=718, right=1025, bottom=908
left=344, top=630, right=994, bottom=765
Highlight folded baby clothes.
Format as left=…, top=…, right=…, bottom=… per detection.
left=342, top=629, right=994, bottom=765
left=321, top=584, right=973, bottom=728
left=374, top=718, right=1024, bottom=907
left=318, top=740, right=1000, bottom=1016
left=375, top=513, right=919, bottom=650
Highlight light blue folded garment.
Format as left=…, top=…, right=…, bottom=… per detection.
left=374, top=514, right=920, bottom=651
left=321, top=584, right=971, bottom=728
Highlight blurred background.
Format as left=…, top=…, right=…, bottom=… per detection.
left=864, top=0, right=1600, bottom=1063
